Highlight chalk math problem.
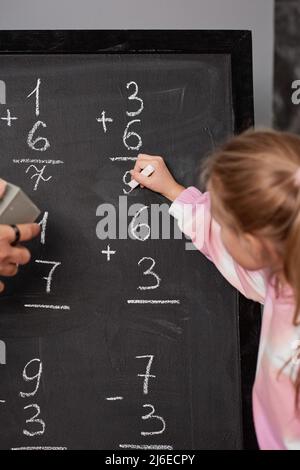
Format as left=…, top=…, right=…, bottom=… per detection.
left=0, top=30, right=257, bottom=450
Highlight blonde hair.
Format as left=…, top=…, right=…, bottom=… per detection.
left=200, top=127, right=300, bottom=405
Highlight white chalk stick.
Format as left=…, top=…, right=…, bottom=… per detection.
left=128, top=164, right=155, bottom=190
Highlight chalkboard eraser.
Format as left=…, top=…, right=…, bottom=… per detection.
left=0, top=181, right=41, bottom=225
left=128, top=164, right=155, bottom=190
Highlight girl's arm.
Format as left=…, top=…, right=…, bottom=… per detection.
left=131, top=154, right=266, bottom=304
left=169, top=186, right=266, bottom=304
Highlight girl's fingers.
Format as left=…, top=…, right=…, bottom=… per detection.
left=131, top=154, right=166, bottom=189
left=133, top=160, right=145, bottom=173
left=137, top=154, right=155, bottom=160
left=0, top=281, right=5, bottom=293
left=133, top=157, right=152, bottom=173
left=133, top=157, right=161, bottom=175
left=130, top=171, right=149, bottom=187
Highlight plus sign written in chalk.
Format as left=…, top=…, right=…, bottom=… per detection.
left=101, top=245, right=116, bottom=261
left=96, top=110, right=113, bottom=133
left=1, top=109, right=18, bottom=127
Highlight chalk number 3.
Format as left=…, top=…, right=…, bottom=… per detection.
left=126, top=81, right=144, bottom=117
left=138, top=257, right=161, bottom=290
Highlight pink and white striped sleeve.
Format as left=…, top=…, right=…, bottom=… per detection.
left=169, top=186, right=266, bottom=304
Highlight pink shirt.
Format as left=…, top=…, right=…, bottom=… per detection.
left=169, top=186, right=300, bottom=450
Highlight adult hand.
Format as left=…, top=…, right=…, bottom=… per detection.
left=0, top=178, right=41, bottom=292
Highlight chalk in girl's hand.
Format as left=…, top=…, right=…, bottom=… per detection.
left=128, top=164, right=155, bottom=190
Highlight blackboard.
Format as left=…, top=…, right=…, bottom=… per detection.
left=0, top=31, right=260, bottom=450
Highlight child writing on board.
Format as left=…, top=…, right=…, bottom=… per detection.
left=130, top=128, right=300, bottom=450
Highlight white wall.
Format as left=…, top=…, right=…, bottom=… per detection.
left=0, top=0, right=274, bottom=126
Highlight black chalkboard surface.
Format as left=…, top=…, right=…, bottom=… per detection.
left=0, top=31, right=260, bottom=450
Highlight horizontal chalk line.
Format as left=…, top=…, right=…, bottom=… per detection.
left=106, top=397, right=123, bottom=401
left=127, top=300, right=180, bottom=305
left=109, top=156, right=138, bottom=161
left=13, top=159, right=64, bottom=164
left=119, top=444, right=173, bottom=450
left=11, top=447, right=67, bottom=450
left=24, top=304, right=70, bottom=310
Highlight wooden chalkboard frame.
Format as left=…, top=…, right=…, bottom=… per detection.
left=0, top=30, right=261, bottom=449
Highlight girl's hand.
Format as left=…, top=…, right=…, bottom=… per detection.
left=0, top=223, right=41, bottom=293
left=130, top=154, right=185, bottom=201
